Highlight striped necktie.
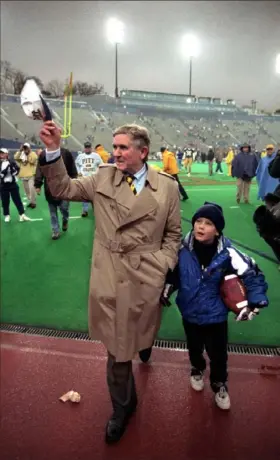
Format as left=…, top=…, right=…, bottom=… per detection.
left=125, top=175, right=137, bottom=196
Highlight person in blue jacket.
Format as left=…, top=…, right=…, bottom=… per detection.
left=164, top=202, right=268, bottom=410
left=256, top=145, right=279, bottom=200
left=231, top=143, right=258, bottom=204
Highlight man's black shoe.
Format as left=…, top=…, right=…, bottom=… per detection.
left=105, top=404, right=137, bottom=444
left=139, top=346, right=152, bottom=363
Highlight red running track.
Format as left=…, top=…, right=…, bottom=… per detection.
left=1, top=331, right=280, bottom=460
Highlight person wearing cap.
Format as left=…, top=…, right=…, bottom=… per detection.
left=14, top=143, right=38, bottom=208
left=256, top=145, right=279, bottom=201
left=231, top=143, right=258, bottom=204
left=0, top=148, right=31, bottom=223
left=163, top=202, right=268, bottom=410
left=75, top=142, right=103, bottom=217
left=161, top=146, right=188, bottom=200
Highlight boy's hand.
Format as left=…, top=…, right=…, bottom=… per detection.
left=35, top=188, right=41, bottom=195
left=236, top=307, right=260, bottom=321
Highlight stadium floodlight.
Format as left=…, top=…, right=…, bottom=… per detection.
left=276, top=54, right=280, bottom=74
left=106, top=18, right=124, bottom=98
left=181, top=34, right=200, bottom=96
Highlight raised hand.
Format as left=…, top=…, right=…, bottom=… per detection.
left=39, top=121, right=61, bottom=151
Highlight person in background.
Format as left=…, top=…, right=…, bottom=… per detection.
left=95, top=144, right=109, bottom=163
left=225, top=147, right=234, bottom=177
left=14, top=143, right=38, bottom=208
left=107, top=153, right=115, bottom=164
left=164, top=202, right=268, bottom=410
left=161, top=146, right=188, bottom=201
left=34, top=148, right=77, bottom=240
left=207, top=147, right=215, bottom=176
left=183, top=147, right=193, bottom=177
left=231, top=143, right=258, bottom=204
left=256, top=145, right=279, bottom=201
left=0, top=147, right=31, bottom=223
left=176, top=147, right=184, bottom=169
left=75, top=142, right=103, bottom=217
left=268, top=148, right=280, bottom=179
left=215, top=149, right=224, bottom=174
left=253, top=187, right=280, bottom=267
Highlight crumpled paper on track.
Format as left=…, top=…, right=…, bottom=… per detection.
left=59, top=390, right=81, bottom=403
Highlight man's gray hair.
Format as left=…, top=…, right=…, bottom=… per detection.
left=113, top=124, right=150, bottom=149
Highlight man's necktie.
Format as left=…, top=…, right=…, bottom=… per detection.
left=125, top=175, right=137, bottom=196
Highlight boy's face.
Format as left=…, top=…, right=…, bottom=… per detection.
left=194, top=217, right=219, bottom=243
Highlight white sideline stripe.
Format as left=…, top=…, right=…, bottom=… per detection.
left=28, top=218, right=44, bottom=221
left=69, top=216, right=82, bottom=219
left=230, top=206, right=240, bottom=209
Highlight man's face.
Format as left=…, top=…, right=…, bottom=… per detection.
left=84, top=147, right=92, bottom=154
left=194, top=217, right=218, bottom=244
left=113, top=134, right=148, bottom=173
left=23, top=146, right=30, bottom=154
left=266, top=148, right=273, bottom=157
left=242, top=147, right=249, bottom=153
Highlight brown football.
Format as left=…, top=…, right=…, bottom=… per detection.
left=220, top=274, right=248, bottom=314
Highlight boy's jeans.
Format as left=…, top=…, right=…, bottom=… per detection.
left=48, top=201, right=69, bottom=233
left=183, top=320, right=228, bottom=392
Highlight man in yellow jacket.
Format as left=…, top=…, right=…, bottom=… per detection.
left=225, top=148, right=234, bottom=176
left=95, top=144, right=109, bottom=163
left=161, top=147, right=188, bottom=200
left=14, top=143, right=38, bottom=208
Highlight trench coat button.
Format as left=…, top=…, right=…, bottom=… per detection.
left=111, top=241, right=118, bottom=251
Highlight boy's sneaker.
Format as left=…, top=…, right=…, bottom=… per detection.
left=4, top=215, right=11, bottom=223
left=190, top=371, right=204, bottom=392
left=81, top=211, right=88, bottom=217
left=215, top=385, right=231, bottom=410
left=19, top=214, right=31, bottom=222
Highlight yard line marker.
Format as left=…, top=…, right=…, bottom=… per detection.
left=69, top=216, right=82, bottom=219
left=28, top=218, right=44, bottom=221
left=230, top=206, right=240, bottom=209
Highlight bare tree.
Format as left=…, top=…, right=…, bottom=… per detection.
left=45, top=79, right=65, bottom=97
left=72, top=80, right=104, bottom=96
left=13, top=70, right=28, bottom=94
left=0, top=60, right=14, bottom=93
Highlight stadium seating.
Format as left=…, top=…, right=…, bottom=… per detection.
left=1, top=93, right=279, bottom=154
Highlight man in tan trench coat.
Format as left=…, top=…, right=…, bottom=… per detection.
left=39, top=121, right=182, bottom=444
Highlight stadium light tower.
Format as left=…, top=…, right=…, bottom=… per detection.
left=276, top=53, right=280, bottom=74
left=106, top=18, right=124, bottom=99
left=181, top=34, right=200, bottom=95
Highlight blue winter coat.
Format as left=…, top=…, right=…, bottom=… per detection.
left=256, top=153, right=279, bottom=200
left=176, top=233, right=268, bottom=325
left=232, top=150, right=258, bottom=179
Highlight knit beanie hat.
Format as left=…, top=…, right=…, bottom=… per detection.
left=192, top=202, right=225, bottom=233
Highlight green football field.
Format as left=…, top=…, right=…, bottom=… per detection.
left=1, top=162, right=279, bottom=346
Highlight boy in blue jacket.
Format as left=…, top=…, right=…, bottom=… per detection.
left=165, top=202, right=268, bottom=410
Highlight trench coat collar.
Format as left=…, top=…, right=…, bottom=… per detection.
left=113, top=164, right=158, bottom=191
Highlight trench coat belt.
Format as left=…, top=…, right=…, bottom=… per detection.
left=96, top=237, right=162, bottom=254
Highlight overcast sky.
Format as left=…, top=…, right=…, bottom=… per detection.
left=1, top=1, right=280, bottom=109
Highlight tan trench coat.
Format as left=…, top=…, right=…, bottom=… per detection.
left=41, top=159, right=182, bottom=361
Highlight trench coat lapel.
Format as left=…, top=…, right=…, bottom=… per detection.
left=117, top=166, right=159, bottom=229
